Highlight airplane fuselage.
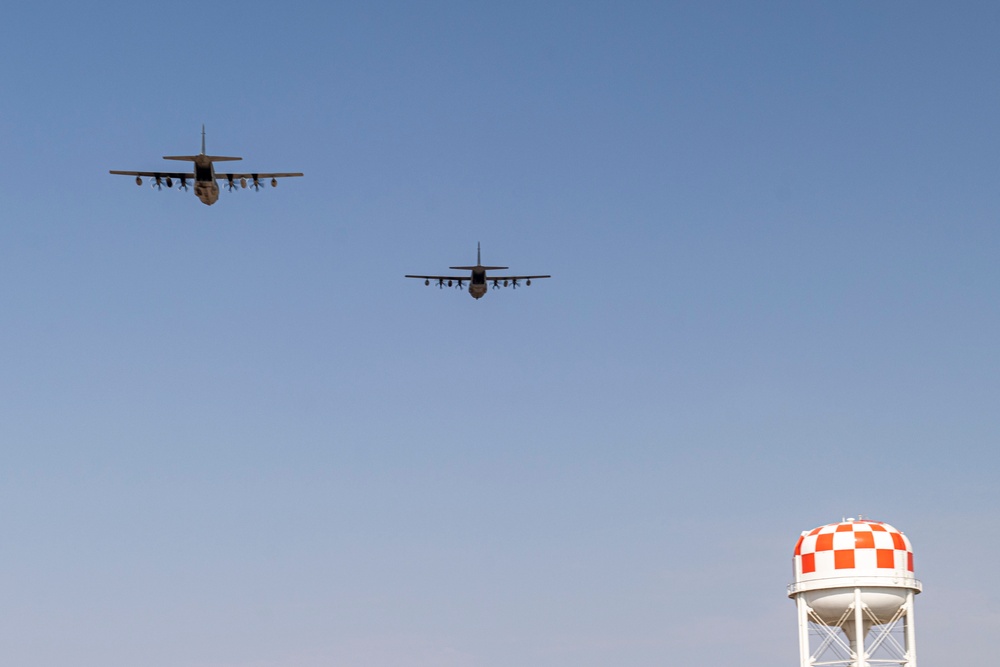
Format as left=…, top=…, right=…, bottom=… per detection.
left=469, top=269, right=487, bottom=299
left=193, top=157, right=220, bottom=205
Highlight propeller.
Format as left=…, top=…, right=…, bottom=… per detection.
left=456, top=279, right=465, bottom=289
left=251, top=175, right=262, bottom=191
left=226, top=178, right=238, bottom=192
left=152, top=176, right=163, bottom=190
left=178, top=176, right=189, bottom=191
left=511, top=279, right=520, bottom=289
left=492, top=280, right=500, bottom=290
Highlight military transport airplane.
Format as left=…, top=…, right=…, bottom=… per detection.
left=109, top=126, right=303, bottom=206
left=406, top=243, right=550, bottom=300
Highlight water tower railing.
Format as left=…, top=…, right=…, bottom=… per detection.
left=788, top=576, right=922, bottom=596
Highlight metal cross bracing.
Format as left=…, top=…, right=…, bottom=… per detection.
left=805, top=599, right=914, bottom=667
left=808, top=605, right=855, bottom=666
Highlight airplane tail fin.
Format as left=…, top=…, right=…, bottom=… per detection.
left=163, top=125, right=242, bottom=162
left=450, top=243, right=507, bottom=271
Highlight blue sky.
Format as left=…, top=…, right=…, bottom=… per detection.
left=1, top=2, right=998, bottom=666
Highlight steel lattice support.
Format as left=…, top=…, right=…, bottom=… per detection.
left=795, top=589, right=917, bottom=667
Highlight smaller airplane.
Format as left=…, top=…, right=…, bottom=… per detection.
left=109, top=126, right=303, bottom=206
left=406, top=243, right=550, bottom=299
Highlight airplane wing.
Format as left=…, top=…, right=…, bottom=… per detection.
left=215, top=172, right=303, bottom=190
left=109, top=170, right=194, bottom=178
left=406, top=274, right=550, bottom=288
left=405, top=274, right=470, bottom=281
left=215, top=172, right=304, bottom=180
left=484, top=274, right=551, bottom=288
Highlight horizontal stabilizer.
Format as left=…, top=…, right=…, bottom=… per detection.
left=450, top=265, right=508, bottom=270
left=163, top=155, right=243, bottom=162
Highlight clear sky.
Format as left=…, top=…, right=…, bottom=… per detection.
left=1, top=2, right=998, bottom=666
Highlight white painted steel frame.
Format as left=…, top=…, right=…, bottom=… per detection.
left=794, top=588, right=917, bottom=667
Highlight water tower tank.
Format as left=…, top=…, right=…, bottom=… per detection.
left=787, top=519, right=921, bottom=667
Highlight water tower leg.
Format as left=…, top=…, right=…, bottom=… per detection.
left=905, top=589, right=917, bottom=667
left=854, top=588, right=866, bottom=667
left=796, top=595, right=811, bottom=667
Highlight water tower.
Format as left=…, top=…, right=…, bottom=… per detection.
left=788, top=518, right=921, bottom=667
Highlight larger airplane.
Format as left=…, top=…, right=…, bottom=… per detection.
left=406, top=243, right=550, bottom=299
left=110, top=126, right=303, bottom=206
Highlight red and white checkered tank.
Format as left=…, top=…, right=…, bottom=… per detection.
left=789, top=518, right=921, bottom=622
left=793, top=519, right=914, bottom=582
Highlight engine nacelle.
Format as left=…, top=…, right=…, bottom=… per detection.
left=240, top=177, right=248, bottom=189
left=526, top=279, right=531, bottom=286
left=271, top=178, right=277, bottom=187
left=165, top=177, right=173, bottom=188
left=424, top=279, right=430, bottom=286
left=135, top=176, right=142, bottom=186
left=447, top=280, right=453, bottom=287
